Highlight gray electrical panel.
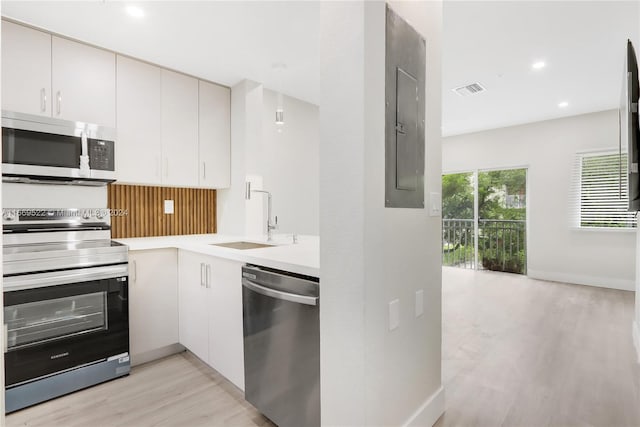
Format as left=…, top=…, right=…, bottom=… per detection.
left=385, top=5, right=426, bottom=209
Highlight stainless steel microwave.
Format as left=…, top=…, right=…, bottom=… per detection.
left=1, top=111, right=116, bottom=186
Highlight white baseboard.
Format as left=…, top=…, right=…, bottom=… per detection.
left=527, top=269, right=635, bottom=292
left=131, top=343, right=185, bottom=367
left=633, top=321, right=640, bottom=364
left=403, top=385, right=445, bottom=427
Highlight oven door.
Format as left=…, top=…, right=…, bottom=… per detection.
left=3, top=264, right=129, bottom=387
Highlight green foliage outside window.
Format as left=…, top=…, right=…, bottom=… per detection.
left=442, top=169, right=527, bottom=274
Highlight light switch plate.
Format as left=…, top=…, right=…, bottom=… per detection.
left=429, top=192, right=441, bottom=217
left=164, top=200, right=174, bottom=214
left=389, top=299, right=400, bottom=331
left=415, top=290, right=424, bottom=318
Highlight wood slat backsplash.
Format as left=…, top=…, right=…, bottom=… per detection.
left=107, top=184, right=217, bottom=238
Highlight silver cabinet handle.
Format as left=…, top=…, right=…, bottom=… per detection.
left=56, top=91, right=61, bottom=115
left=40, top=88, right=47, bottom=112
left=131, top=260, right=137, bottom=283
left=203, top=161, right=206, bottom=180
left=200, top=263, right=205, bottom=287
left=242, top=279, right=318, bottom=306
left=206, top=264, right=211, bottom=288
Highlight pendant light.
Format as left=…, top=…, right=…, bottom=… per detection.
left=273, top=63, right=286, bottom=131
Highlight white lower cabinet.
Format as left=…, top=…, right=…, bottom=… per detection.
left=128, top=249, right=179, bottom=365
left=178, top=250, right=245, bottom=390
left=207, top=256, right=244, bottom=389
left=177, top=250, right=211, bottom=362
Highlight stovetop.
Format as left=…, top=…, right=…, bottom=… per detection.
left=2, top=208, right=127, bottom=276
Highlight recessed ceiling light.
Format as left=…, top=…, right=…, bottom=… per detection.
left=558, top=101, right=569, bottom=108
left=532, top=61, right=546, bottom=70
left=125, top=5, right=145, bottom=18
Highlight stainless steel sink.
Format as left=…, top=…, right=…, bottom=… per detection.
left=210, top=241, right=275, bottom=250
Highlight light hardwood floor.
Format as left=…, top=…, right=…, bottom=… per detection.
left=436, top=267, right=640, bottom=427
left=7, top=268, right=640, bottom=426
left=6, top=352, right=275, bottom=427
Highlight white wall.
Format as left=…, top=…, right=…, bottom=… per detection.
left=217, top=80, right=260, bottom=236
left=260, top=89, right=319, bottom=235
left=444, top=110, right=636, bottom=291
left=320, top=1, right=443, bottom=425
left=635, top=216, right=640, bottom=362
left=217, top=82, right=319, bottom=237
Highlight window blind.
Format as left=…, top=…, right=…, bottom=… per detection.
left=579, top=152, right=636, bottom=228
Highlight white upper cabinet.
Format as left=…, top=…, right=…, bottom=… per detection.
left=2, top=21, right=231, bottom=188
left=161, top=70, right=199, bottom=187
left=2, top=23, right=116, bottom=127
left=199, top=81, right=231, bottom=188
left=2, top=21, right=52, bottom=117
left=52, top=36, right=116, bottom=127
left=116, top=56, right=163, bottom=185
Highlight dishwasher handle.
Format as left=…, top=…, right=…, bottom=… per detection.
left=242, top=279, right=318, bottom=306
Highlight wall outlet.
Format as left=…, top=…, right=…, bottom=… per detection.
left=164, top=199, right=174, bottom=214
left=415, top=290, right=424, bottom=318
left=389, top=299, right=400, bottom=331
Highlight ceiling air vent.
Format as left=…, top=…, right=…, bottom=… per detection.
left=452, top=83, right=486, bottom=97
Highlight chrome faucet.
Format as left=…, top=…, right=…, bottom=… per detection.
left=245, top=182, right=278, bottom=241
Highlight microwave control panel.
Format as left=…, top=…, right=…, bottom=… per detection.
left=88, top=139, right=115, bottom=171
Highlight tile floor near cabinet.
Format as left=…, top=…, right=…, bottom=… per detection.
left=6, top=352, right=275, bottom=427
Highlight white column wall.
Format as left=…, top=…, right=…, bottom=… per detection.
left=320, top=1, right=444, bottom=425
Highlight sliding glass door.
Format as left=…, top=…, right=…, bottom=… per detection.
left=442, top=168, right=527, bottom=275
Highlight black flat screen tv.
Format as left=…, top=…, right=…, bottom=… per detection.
left=622, top=39, right=640, bottom=211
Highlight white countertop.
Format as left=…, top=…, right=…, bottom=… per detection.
left=115, top=234, right=320, bottom=277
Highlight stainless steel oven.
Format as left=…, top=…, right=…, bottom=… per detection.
left=3, top=208, right=129, bottom=413
left=1, top=111, right=116, bottom=185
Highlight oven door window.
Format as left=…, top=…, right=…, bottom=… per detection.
left=5, top=291, right=107, bottom=351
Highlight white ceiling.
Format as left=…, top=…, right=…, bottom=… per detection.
left=443, top=1, right=640, bottom=136
left=4, top=1, right=638, bottom=137
left=1, top=1, right=320, bottom=105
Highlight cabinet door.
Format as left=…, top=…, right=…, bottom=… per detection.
left=1, top=21, right=52, bottom=116
left=161, top=70, right=199, bottom=187
left=178, top=250, right=210, bottom=362
left=116, top=56, right=163, bottom=184
left=208, top=257, right=245, bottom=390
left=198, top=81, right=231, bottom=188
left=52, top=36, right=116, bottom=127
left=129, top=249, right=179, bottom=363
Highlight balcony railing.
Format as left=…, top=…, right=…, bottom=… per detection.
left=442, top=219, right=476, bottom=269
left=442, top=219, right=526, bottom=274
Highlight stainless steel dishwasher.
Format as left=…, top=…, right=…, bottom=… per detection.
left=242, top=264, right=320, bottom=427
